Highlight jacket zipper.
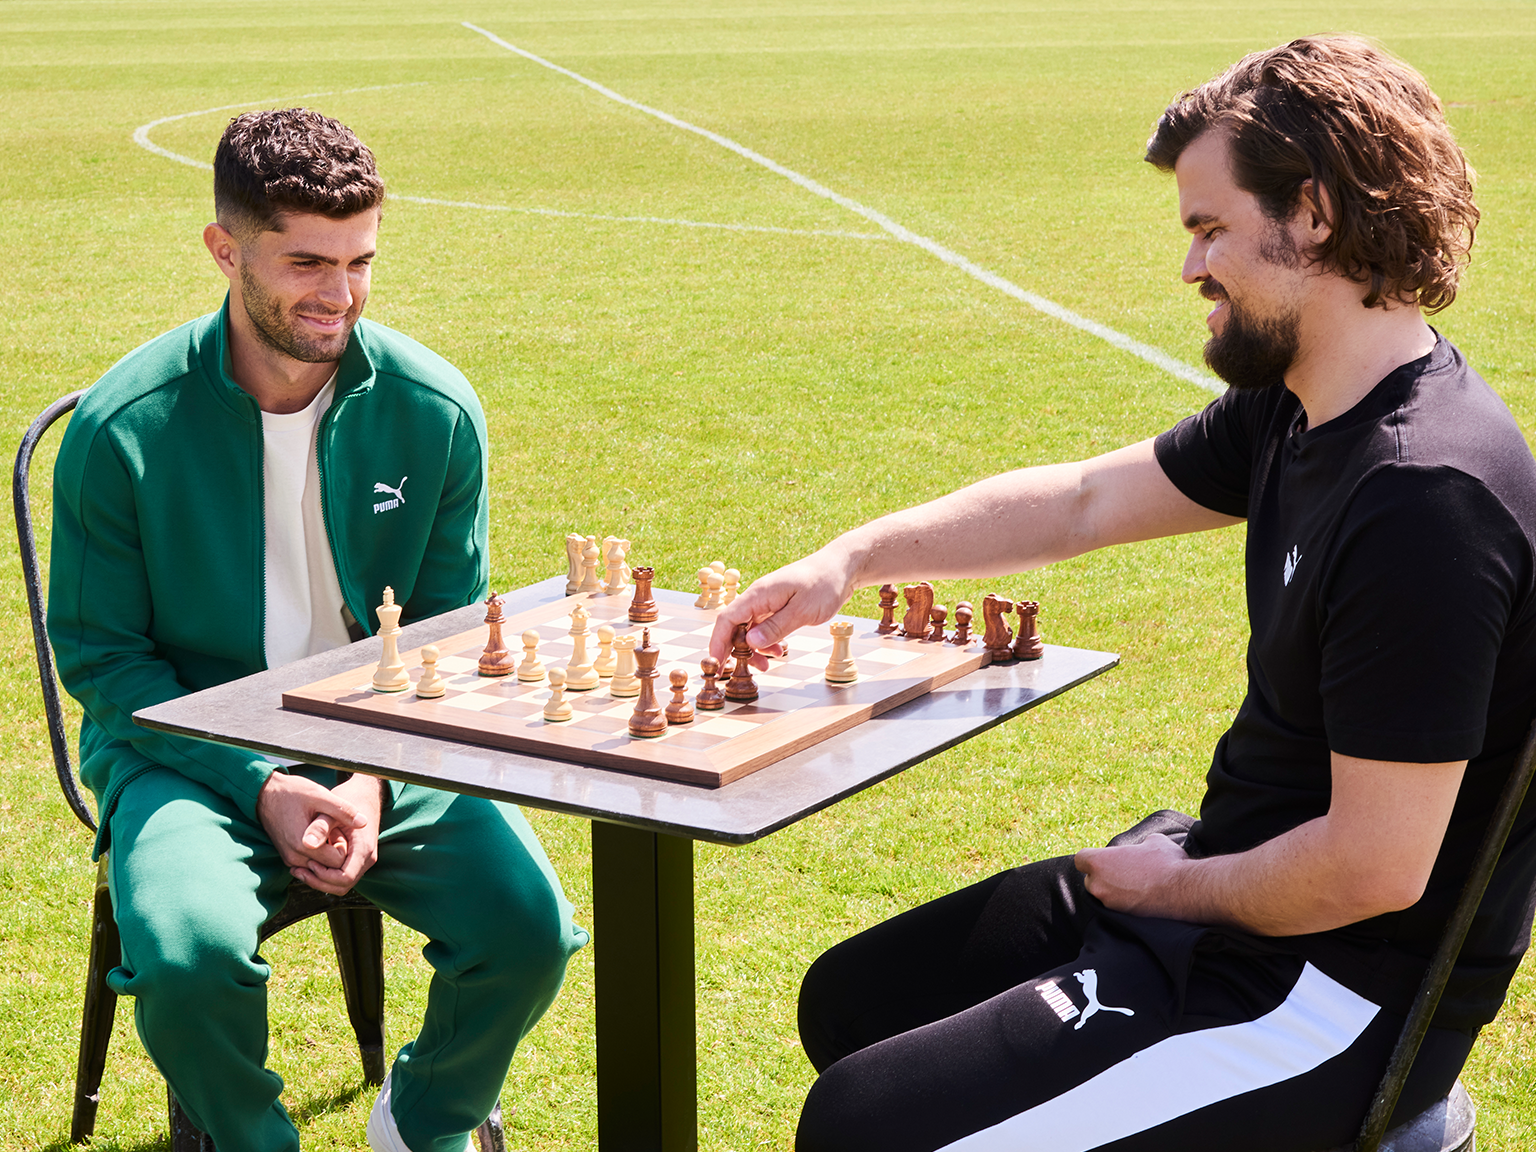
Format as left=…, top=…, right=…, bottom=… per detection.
left=316, top=398, right=365, bottom=637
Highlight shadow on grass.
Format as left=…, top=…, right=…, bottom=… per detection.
left=34, top=1083, right=367, bottom=1152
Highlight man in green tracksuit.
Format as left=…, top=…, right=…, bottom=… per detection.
left=48, top=109, right=586, bottom=1152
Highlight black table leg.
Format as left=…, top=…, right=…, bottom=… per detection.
left=591, top=821, right=697, bottom=1151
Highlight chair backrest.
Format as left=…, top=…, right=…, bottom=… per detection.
left=12, top=390, right=93, bottom=831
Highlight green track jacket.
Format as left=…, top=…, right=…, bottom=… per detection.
left=48, top=299, right=490, bottom=857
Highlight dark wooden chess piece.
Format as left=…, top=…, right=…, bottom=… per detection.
left=665, top=668, right=695, bottom=724
left=628, top=628, right=668, bottom=737
left=629, top=564, right=659, bottom=623
left=876, top=584, right=899, bottom=634
left=724, top=623, right=759, bottom=702
left=927, top=604, right=948, bottom=642
left=951, top=601, right=974, bottom=644
left=478, top=592, right=516, bottom=676
left=1012, top=600, right=1044, bottom=660
left=696, top=656, right=726, bottom=710
left=982, top=593, right=1015, bottom=662
left=901, top=582, right=935, bottom=639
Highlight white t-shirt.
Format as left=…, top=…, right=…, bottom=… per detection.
left=261, top=376, right=353, bottom=668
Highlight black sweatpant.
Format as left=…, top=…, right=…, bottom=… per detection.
left=796, top=853, right=1472, bottom=1152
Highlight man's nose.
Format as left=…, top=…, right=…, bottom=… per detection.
left=1182, top=237, right=1207, bottom=285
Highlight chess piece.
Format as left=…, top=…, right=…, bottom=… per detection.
left=665, top=669, right=695, bottom=724
left=543, top=667, right=574, bottom=721
left=595, top=624, right=617, bottom=677
left=579, top=535, right=602, bottom=593
left=696, top=656, right=726, bottom=709
left=517, top=630, right=546, bottom=682
left=372, top=586, right=410, bottom=692
left=982, top=594, right=1015, bottom=662
left=611, top=633, right=641, bottom=696
left=603, top=536, right=628, bottom=594
left=825, top=621, right=858, bottom=683
left=876, top=584, right=899, bottom=634
left=628, top=629, right=668, bottom=737
left=703, top=570, right=724, bottom=610
left=951, top=601, right=974, bottom=644
left=564, top=533, right=586, bottom=595
left=478, top=592, right=516, bottom=677
left=710, top=560, right=727, bottom=580
left=415, top=643, right=446, bottom=698
left=722, top=569, right=741, bottom=605
left=629, top=565, right=659, bottom=623
left=927, top=604, right=948, bottom=643
left=901, top=582, right=935, bottom=639
left=694, top=567, right=713, bottom=609
left=564, top=605, right=600, bottom=690
left=1013, top=600, right=1044, bottom=660
left=725, top=623, right=759, bottom=702
left=619, top=538, right=632, bottom=584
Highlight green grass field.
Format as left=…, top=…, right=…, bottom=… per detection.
left=3, top=1, right=1535, bottom=1147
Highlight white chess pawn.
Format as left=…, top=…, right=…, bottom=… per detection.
left=610, top=633, right=641, bottom=697
left=722, top=569, right=741, bottom=605
left=415, top=643, right=447, bottom=697
left=703, top=570, right=725, bottom=610
left=594, top=624, right=617, bottom=678
left=579, top=534, right=602, bottom=593
left=517, top=630, right=546, bottom=682
left=825, top=621, right=859, bottom=683
left=694, top=566, right=713, bottom=609
left=543, top=667, right=574, bottom=721
left=565, top=605, right=599, bottom=690
left=710, top=560, right=726, bottom=577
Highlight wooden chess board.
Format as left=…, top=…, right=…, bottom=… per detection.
left=282, top=588, right=1000, bottom=787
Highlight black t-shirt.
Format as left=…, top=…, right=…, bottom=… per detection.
left=1154, top=336, right=1536, bottom=1032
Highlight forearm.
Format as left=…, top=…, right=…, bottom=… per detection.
left=1078, top=755, right=1466, bottom=936
left=1133, top=818, right=1416, bottom=936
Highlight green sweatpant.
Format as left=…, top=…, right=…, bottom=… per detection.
left=105, top=766, right=588, bottom=1152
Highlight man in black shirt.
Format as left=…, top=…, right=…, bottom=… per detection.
left=713, top=35, right=1535, bottom=1152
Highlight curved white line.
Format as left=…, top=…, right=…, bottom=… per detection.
left=131, top=92, right=887, bottom=242
left=131, top=83, right=434, bottom=170
left=463, top=21, right=1220, bottom=394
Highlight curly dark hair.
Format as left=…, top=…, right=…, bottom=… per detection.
left=214, top=108, right=384, bottom=237
left=1145, top=36, right=1477, bottom=313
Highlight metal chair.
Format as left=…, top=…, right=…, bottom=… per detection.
left=15, top=391, right=505, bottom=1152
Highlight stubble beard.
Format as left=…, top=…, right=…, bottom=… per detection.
left=239, top=262, right=357, bottom=364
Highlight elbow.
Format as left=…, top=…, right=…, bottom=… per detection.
left=1346, top=864, right=1433, bottom=921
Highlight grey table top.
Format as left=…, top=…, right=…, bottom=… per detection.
left=135, top=577, right=1119, bottom=845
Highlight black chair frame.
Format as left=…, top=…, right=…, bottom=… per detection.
left=15, top=391, right=504, bottom=1152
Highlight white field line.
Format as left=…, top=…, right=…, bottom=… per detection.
left=132, top=83, right=433, bottom=170
left=392, top=195, right=889, bottom=239
left=463, top=21, right=1221, bottom=394
left=132, top=94, right=886, bottom=241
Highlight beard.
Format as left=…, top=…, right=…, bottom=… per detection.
left=1200, top=280, right=1300, bottom=392
left=239, top=262, right=358, bottom=364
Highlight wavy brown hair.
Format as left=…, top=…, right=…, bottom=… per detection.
left=1145, top=36, right=1477, bottom=313
left=214, top=109, right=384, bottom=238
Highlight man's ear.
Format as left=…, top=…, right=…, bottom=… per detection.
left=1295, top=179, right=1334, bottom=244
left=203, top=221, right=240, bottom=283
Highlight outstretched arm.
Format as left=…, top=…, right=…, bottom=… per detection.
left=709, top=438, right=1239, bottom=663
left=1074, top=752, right=1467, bottom=935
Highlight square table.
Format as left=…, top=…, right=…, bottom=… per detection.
left=136, top=576, right=1118, bottom=1151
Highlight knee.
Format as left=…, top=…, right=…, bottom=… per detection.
left=460, top=868, right=581, bottom=992
left=798, top=944, right=858, bottom=1073
left=796, top=1056, right=875, bottom=1152
left=115, top=923, right=264, bottom=1007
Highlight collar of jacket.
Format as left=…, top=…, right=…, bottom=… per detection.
left=195, top=293, right=378, bottom=421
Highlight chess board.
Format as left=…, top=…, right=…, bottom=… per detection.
left=282, top=588, right=998, bottom=787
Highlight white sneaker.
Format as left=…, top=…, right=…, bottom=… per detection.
left=366, top=1075, right=475, bottom=1152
